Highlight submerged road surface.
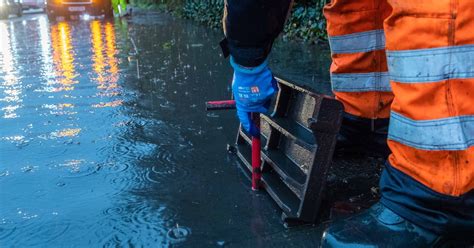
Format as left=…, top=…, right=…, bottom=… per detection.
left=0, top=11, right=381, bottom=247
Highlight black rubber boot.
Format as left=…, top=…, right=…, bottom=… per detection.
left=335, top=113, right=390, bottom=158
left=321, top=203, right=440, bottom=248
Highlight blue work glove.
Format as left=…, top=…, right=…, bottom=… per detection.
left=231, top=57, right=278, bottom=136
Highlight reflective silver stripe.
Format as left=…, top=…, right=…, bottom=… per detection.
left=388, top=112, right=474, bottom=151
left=328, top=30, right=386, bottom=54
left=387, top=45, right=474, bottom=83
left=331, top=72, right=392, bottom=92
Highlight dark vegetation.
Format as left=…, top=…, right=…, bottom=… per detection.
left=131, top=0, right=330, bottom=43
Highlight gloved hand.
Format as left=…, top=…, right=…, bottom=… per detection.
left=231, top=57, right=278, bottom=136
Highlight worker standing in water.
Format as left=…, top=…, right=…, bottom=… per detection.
left=220, top=0, right=474, bottom=246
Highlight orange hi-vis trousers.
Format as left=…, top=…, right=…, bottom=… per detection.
left=325, top=0, right=473, bottom=197
left=324, top=1, right=394, bottom=119
left=325, top=0, right=474, bottom=234
left=384, top=1, right=474, bottom=197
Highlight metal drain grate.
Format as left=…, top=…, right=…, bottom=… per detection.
left=235, top=76, right=344, bottom=226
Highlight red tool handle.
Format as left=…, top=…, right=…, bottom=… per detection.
left=205, top=100, right=236, bottom=111
left=251, top=113, right=261, bottom=191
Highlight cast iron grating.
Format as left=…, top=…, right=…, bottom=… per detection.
left=235, top=76, right=344, bottom=226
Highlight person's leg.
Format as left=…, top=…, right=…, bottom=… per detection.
left=381, top=0, right=474, bottom=236
left=324, top=0, right=393, bottom=157
left=321, top=0, right=474, bottom=246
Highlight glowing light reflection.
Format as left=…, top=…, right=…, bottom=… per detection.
left=90, top=20, right=122, bottom=105
left=0, top=22, right=21, bottom=119
left=50, top=22, right=77, bottom=91
left=38, top=16, right=55, bottom=80
left=51, top=128, right=81, bottom=138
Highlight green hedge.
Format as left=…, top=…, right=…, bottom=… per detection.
left=181, top=0, right=223, bottom=29
left=134, top=0, right=330, bottom=43
left=284, top=1, right=329, bottom=42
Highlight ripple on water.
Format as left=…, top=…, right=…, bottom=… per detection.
left=109, top=175, right=140, bottom=193
left=144, top=144, right=193, bottom=184
left=51, top=160, right=101, bottom=179
left=108, top=139, right=159, bottom=162
left=111, top=140, right=132, bottom=158
left=167, top=225, right=191, bottom=244
left=159, top=100, right=176, bottom=110
left=103, top=206, right=124, bottom=216
left=98, top=205, right=170, bottom=247
left=145, top=162, right=190, bottom=184
left=100, top=161, right=130, bottom=174
left=0, top=225, right=15, bottom=242
left=24, top=140, right=70, bottom=160
left=105, top=162, right=146, bottom=194
left=4, top=221, right=70, bottom=247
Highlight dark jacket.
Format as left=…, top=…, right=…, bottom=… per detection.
left=221, top=0, right=293, bottom=67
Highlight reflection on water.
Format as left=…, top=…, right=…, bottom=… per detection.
left=91, top=20, right=121, bottom=99
left=0, top=15, right=146, bottom=247
left=51, top=22, right=77, bottom=91
left=38, top=16, right=54, bottom=80
left=0, top=22, right=20, bottom=119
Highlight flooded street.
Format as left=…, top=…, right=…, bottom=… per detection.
left=1, top=10, right=384, bottom=247
left=0, top=11, right=338, bottom=247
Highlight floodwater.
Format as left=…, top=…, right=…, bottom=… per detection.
left=0, top=11, right=380, bottom=248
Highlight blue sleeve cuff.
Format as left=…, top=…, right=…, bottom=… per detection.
left=230, top=56, right=269, bottom=75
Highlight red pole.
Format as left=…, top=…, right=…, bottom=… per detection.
left=205, top=100, right=261, bottom=190
left=251, top=113, right=261, bottom=191
left=205, top=100, right=236, bottom=111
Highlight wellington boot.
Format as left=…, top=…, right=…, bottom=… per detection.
left=321, top=203, right=440, bottom=248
